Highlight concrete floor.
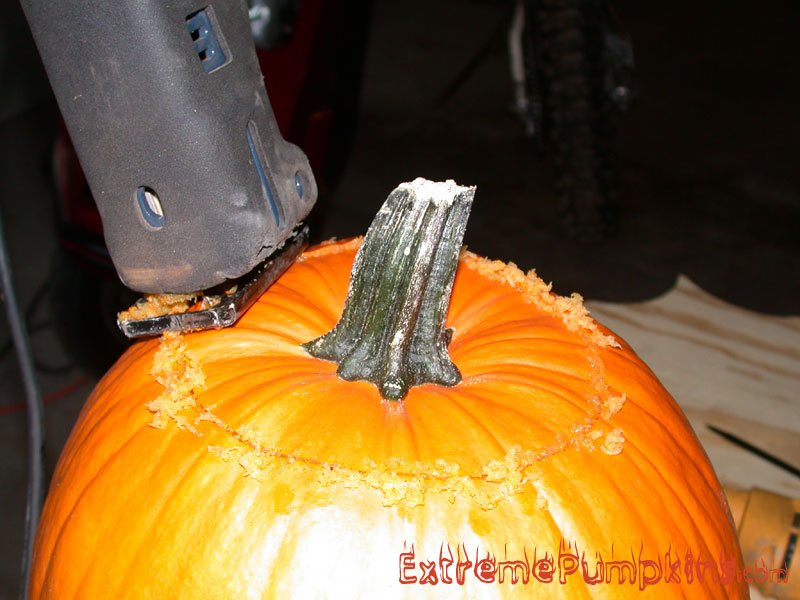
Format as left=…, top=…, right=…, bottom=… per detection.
left=1, top=0, right=798, bottom=596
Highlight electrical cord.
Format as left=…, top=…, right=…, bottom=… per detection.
left=0, top=210, right=45, bottom=600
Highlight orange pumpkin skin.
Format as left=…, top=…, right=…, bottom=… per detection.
left=31, top=239, right=746, bottom=599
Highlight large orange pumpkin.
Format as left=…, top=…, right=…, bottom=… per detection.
left=31, top=181, right=745, bottom=598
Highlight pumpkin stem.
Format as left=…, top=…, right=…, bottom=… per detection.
left=303, top=178, right=475, bottom=400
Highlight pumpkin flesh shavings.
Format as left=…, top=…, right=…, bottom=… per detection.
left=146, top=331, right=206, bottom=432
left=118, top=293, right=208, bottom=321
left=144, top=244, right=631, bottom=511
left=117, top=286, right=237, bottom=322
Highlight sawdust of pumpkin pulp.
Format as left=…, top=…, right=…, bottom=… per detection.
left=145, top=241, right=627, bottom=511
left=117, top=285, right=239, bottom=322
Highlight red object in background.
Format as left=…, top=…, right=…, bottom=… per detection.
left=53, top=119, right=102, bottom=239
left=257, top=0, right=338, bottom=175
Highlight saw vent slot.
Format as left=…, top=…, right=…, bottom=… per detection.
left=186, top=8, right=227, bottom=73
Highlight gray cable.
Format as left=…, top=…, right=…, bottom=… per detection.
left=0, top=210, right=45, bottom=600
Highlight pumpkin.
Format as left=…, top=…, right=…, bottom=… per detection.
left=30, top=180, right=746, bottom=598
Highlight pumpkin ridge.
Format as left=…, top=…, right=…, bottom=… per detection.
left=460, top=250, right=620, bottom=349
left=634, top=418, right=736, bottom=550
left=431, top=385, right=510, bottom=455
left=70, top=342, right=157, bottom=445
left=609, top=428, right=712, bottom=559
left=287, top=260, right=347, bottom=314
left=460, top=369, right=620, bottom=426
left=450, top=321, right=585, bottom=347
left=204, top=356, right=333, bottom=389
left=178, top=382, right=617, bottom=511
left=203, top=330, right=308, bottom=353
left=142, top=229, right=633, bottom=510
left=107, top=448, right=214, bottom=599
left=256, top=276, right=343, bottom=326
left=199, top=357, right=618, bottom=463
left=444, top=288, right=520, bottom=335
left=460, top=357, right=594, bottom=385
left=446, top=379, right=600, bottom=450
left=455, top=337, right=564, bottom=364
left=37, top=418, right=169, bottom=596
left=144, top=287, right=633, bottom=510
left=612, top=446, right=735, bottom=600
left=602, top=378, right=740, bottom=573
left=459, top=370, right=586, bottom=387
left=240, top=296, right=334, bottom=337
left=295, top=236, right=362, bottom=261
left=452, top=376, right=578, bottom=423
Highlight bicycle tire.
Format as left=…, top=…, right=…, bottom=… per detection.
left=527, top=0, right=618, bottom=240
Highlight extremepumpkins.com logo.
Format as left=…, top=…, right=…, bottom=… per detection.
left=398, top=541, right=789, bottom=589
